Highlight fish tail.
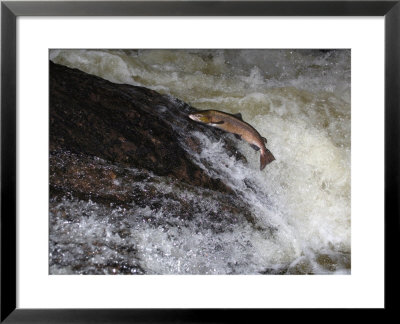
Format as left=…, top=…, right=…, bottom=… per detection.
left=260, top=148, right=275, bottom=170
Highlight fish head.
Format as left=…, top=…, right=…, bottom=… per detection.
left=188, top=112, right=212, bottom=124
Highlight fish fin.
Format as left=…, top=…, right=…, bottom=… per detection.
left=233, top=113, right=243, bottom=121
left=260, top=148, right=275, bottom=170
left=262, top=137, right=268, bottom=143
left=211, top=120, right=224, bottom=125
left=234, top=134, right=242, bottom=140
left=250, top=144, right=260, bottom=151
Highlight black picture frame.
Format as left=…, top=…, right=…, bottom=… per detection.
left=1, top=1, right=399, bottom=322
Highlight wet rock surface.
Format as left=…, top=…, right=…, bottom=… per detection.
left=49, top=151, right=254, bottom=230
left=49, top=62, right=261, bottom=274
left=50, top=61, right=246, bottom=195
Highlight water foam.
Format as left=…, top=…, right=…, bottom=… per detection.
left=50, top=49, right=351, bottom=274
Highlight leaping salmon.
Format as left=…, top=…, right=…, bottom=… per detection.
left=188, top=110, right=275, bottom=170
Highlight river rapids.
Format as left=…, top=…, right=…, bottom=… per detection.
left=49, top=49, right=351, bottom=275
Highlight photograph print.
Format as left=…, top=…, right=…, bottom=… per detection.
left=49, top=49, right=351, bottom=275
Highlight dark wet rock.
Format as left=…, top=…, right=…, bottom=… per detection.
left=50, top=61, right=246, bottom=194
left=316, top=252, right=351, bottom=272
left=286, top=259, right=314, bottom=275
left=49, top=151, right=255, bottom=232
left=49, top=62, right=264, bottom=274
left=260, top=252, right=352, bottom=275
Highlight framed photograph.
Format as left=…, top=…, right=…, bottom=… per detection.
left=1, top=0, right=398, bottom=321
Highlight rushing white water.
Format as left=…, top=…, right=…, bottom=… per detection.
left=50, top=49, right=351, bottom=274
